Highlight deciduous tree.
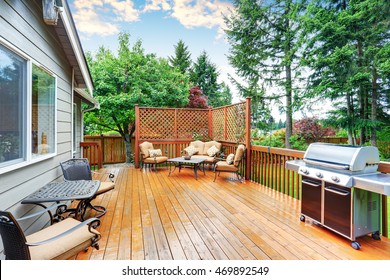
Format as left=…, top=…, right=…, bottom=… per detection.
left=85, top=33, right=189, bottom=163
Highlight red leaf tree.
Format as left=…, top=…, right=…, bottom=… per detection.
left=187, top=86, right=209, bottom=109
left=293, top=117, right=335, bottom=143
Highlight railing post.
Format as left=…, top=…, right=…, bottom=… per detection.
left=135, top=104, right=140, bottom=168
left=245, top=97, right=251, bottom=180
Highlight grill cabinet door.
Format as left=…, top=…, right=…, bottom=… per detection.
left=324, top=183, right=351, bottom=237
left=301, top=177, right=322, bottom=222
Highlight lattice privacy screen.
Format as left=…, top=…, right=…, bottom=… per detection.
left=137, top=101, right=247, bottom=143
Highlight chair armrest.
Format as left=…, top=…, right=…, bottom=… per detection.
left=16, top=203, right=67, bottom=222
left=26, top=217, right=101, bottom=247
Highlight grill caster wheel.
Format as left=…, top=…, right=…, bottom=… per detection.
left=300, top=215, right=305, bottom=222
left=351, top=241, right=361, bottom=250
left=372, top=231, right=381, bottom=240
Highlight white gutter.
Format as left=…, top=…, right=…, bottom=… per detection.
left=75, top=88, right=100, bottom=110
left=59, top=2, right=94, bottom=96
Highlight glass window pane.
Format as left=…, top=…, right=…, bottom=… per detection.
left=32, top=64, right=55, bottom=157
left=0, top=44, right=26, bottom=166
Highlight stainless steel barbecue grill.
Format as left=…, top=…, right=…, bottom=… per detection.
left=286, top=143, right=390, bottom=249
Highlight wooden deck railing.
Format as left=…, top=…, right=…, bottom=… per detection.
left=84, top=135, right=126, bottom=164
left=80, top=142, right=102, bottom=170
left=80, top=138, right=389, bottom=237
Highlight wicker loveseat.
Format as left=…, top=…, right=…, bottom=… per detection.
left=183, top=140, right=222, bottom=164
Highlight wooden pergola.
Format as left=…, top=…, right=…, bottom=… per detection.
left=134, top=97, right=252, bottom=179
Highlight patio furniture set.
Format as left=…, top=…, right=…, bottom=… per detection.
left=0, top=141, right=245, bottom=260
left=139, top=140, right=246, bottom=182
left=0, top=159, right=115, bottom=260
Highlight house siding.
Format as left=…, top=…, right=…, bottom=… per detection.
left=0, top=0, right=78, bottom=258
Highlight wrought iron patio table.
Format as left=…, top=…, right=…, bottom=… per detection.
left=167, top=157, right=206, bottom=180
left=21, top=180, right=100, bottom=221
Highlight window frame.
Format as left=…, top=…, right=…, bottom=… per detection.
left=0, top=38, right=57, bottom=174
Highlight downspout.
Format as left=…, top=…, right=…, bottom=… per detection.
left=71, top=67, right=74, bottom=158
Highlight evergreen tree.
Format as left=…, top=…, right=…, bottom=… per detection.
left=302, top=0, right=390, bottom=145
left=190, top=51, right=232, bottom=107
left=225, top=0, right=308, bottom=148
left=169, top=39, right=192, bottom=74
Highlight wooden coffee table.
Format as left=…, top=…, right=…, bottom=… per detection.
left=167, top=157, right=206, bottom=180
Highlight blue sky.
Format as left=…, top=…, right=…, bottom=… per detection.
left=68, top=0, right=239, bottom=100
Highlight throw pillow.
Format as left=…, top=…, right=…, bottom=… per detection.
left=226, top=153, right=234, bottom=165
left=149, top=149, right=162, bottom=157
left=207, top=145, right=219, bottom=157
left=184, top=145, right=199, bottom=156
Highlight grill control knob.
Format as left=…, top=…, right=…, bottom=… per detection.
left=315, top=172, right=323, bottom=178
left=331, top=176, right=340, bottom=183
left=301, top=168, right=309, bottom=175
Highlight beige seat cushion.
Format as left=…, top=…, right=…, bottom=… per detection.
left=204, top=141, right=221, bottom=155
left=27, top=218, right=100, bottom=260
left=234, top=145, right=246, bottom=166
left=96, top=181, right=115, bottom=195
left=184, top=145, right=199, bottom=156
left=189, top=140, right=205, bottom=155
left=226, top=153, right=234, bottom=164
left=215, top=161, right=238, bottom=172
left=139, top=142, right=154, bottom=159
left=191, top=155, right=215, bottom=163
left=144, top=156, right=168, bottom=164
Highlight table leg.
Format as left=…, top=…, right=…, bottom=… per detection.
left=168, top=162, right=177, bottom=177
left=194, top=163, right=198, bottom=180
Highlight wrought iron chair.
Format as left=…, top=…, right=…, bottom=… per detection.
left=0, top=204, right=100, bottom=260
left=139, top=141, right=168, bottom=172
left=60, top=158, right=115, bottom=219
left=213, top=144, right=246, bottom=182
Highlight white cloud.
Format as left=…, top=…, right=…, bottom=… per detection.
left=143, top=0, right=172, bottom=12
left=71, top=0, right=232, bottom=39
left=73, top=7, right=119, bottom=36
left=107, top=0, right=140, bottom=22
left=170, top=0, right=232, bottom=35
left=71, top=0, right=140, bottom=36
left=141, top=0, right=233, bottom=39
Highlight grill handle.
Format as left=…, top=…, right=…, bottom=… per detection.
left=303, top=158, right=350, bottom=170
left=325, top=186, right=350, bottom=196
left=302, top=180, right=321, bottom=188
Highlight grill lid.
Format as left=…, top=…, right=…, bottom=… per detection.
left=303, top=143, right=379, bottom=172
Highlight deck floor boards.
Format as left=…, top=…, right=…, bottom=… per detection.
left=73, top=165, right=390, bottom=260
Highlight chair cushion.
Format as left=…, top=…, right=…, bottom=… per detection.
left=215, top=161, right=238, bottom=172
left=139, top=142, right=154, bottom=159
left=204, top=141, right=221, bottom=155
left=184, top=145, right=199, bottom=156
left=27, top=218, right=100, bottom=260
left=207, top=145, right=219, bottom=157
left=149, top=149, right=162, bottom=157
left=191, top=155, right=215, bottom=163
left=189, top=141, right=205, bottom=155
left=234, top=145, right=246, bottom=167
left=144, top=156, right=168, bottom=164
left=226, top=154, right=234, bottom=165
left=96, top=181, right=115, bottom=195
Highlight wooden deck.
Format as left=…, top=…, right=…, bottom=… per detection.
left=72, top=165, right=390, bottom=260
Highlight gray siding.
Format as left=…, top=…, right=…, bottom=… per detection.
left=73, top=96, right=82, bottom=157
left=0, top=0, right=80, bottom=258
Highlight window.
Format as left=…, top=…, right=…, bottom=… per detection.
left=32, top=64, right=56, bottom=157
left=0, top=44, right=27, bottom=167
left=0, top=41, right=56, bottom=171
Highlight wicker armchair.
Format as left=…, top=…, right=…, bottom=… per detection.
left=0, top=204, right=100, bottom=260
left=139, top=141, right=168, bottom=171
left=214, top=144, right=246, bottom=182
left=60, top=158, right=115, bottom=219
